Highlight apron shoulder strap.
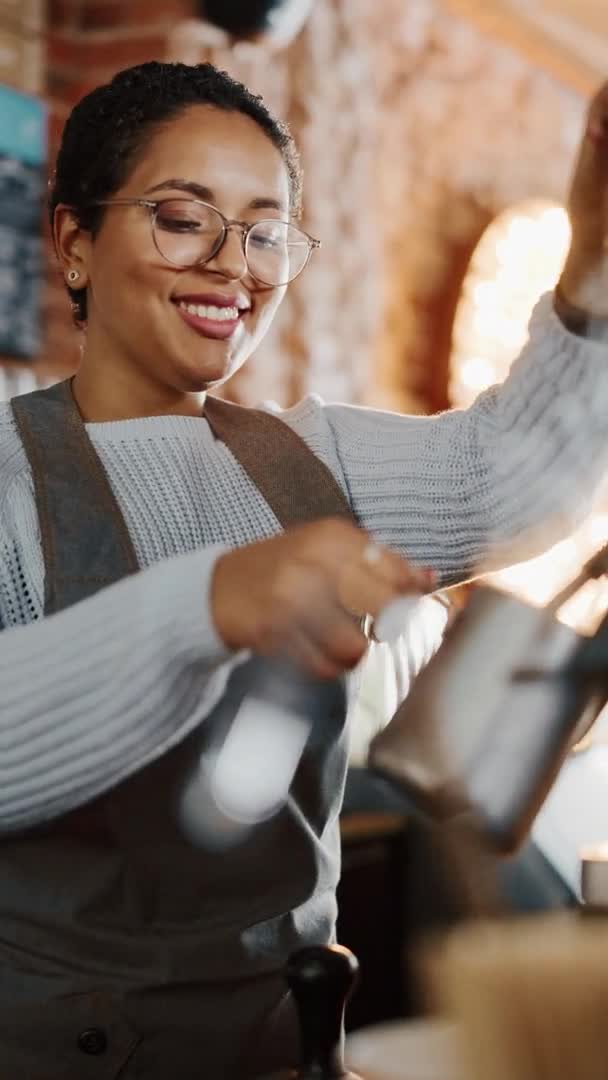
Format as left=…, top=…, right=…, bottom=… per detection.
left=10, top=379, right=138, bottom=616
left=204, top=396, right=354, bottom=528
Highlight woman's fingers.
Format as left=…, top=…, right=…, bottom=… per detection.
left=211, top=517, right=435, bottom=674
left=336, top=539, right=435, bottom=619
left=260, top=580, right=370, bottom=678
left=299, top=605, right=369, bottom=672
left=280, top=618, right=367, bottom=680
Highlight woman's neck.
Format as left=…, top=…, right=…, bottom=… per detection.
left=71, top=366, right=207, bottom=423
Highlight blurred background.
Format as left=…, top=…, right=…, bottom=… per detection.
left=2, top=0, right=608, bottom=1035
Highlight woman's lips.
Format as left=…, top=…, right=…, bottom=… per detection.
left=176, top=305, right=240, bottom=340
left=173, top=298, right=247, bottom=341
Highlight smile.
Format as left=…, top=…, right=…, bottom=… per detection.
left=173, top=299, right=247, bottom=341
left=179, top=301, right=239, bottom=321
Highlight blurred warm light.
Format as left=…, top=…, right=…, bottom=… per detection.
left=450, top=201, right=571, bottom=408
left=450, top=200, right=608, bottom=634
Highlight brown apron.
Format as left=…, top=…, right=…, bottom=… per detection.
left=1, top=380, right=355, bottom=1080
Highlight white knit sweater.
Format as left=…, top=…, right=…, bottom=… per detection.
left=1, top=295, right=606, bottom=832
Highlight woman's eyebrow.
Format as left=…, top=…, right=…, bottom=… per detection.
left=247, top=196, right=287, bottom=213
left=144, top=178, right=288, bottom=213
left=145, top=178, right=213, bottom=200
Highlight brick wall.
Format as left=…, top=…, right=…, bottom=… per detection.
left=0, top=0, right=44, bottom=93
left=366, top=0, right=586, bottom=413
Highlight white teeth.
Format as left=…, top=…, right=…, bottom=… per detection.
left=179, top=301, right=240, bottom=321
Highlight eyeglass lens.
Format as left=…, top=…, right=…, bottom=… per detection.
left=152, top=199, right=311, bottom=285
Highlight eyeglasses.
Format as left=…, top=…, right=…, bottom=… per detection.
left=88, top=197, right=320, bottom=287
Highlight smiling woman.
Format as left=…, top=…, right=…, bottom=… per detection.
left=1, top=59, right=608, bottom=1080
left=49, top=65, right=306, bottom=419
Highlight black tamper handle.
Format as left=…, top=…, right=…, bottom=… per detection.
left=287, top=945, right=363, bottom=1079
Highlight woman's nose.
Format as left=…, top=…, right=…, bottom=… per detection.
left=206, top=226, right=248, bottom=281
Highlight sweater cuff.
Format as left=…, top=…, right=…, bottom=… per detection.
left=147, top=543, right=235, bottom=668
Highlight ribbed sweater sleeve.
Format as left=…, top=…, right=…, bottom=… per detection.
left=0, top=546, right=236, bottom=831
left=288, top=295, right=607, bottom=582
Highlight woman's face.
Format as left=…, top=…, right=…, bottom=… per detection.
left=64, top=105, right=291, bottom=395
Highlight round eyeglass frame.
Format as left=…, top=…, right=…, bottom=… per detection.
left=85, top=197, right=321, bottom=287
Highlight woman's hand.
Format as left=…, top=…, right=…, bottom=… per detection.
left=211, top=517, right=434, bottom=679
left=560, top=81, right=608, bottom=316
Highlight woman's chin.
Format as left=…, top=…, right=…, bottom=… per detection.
left=178, top=354, right=239, bottom=392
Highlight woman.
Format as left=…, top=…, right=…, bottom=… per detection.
left=0, top=61, right=606, bottom=1078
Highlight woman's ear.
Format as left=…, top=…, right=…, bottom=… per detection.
left=53, top=204, right=92, bottom=292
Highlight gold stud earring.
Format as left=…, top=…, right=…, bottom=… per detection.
left=67, top=269, right=80, bottom=283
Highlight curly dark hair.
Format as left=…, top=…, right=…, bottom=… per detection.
left=50, top=60, right=303, bottom=322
